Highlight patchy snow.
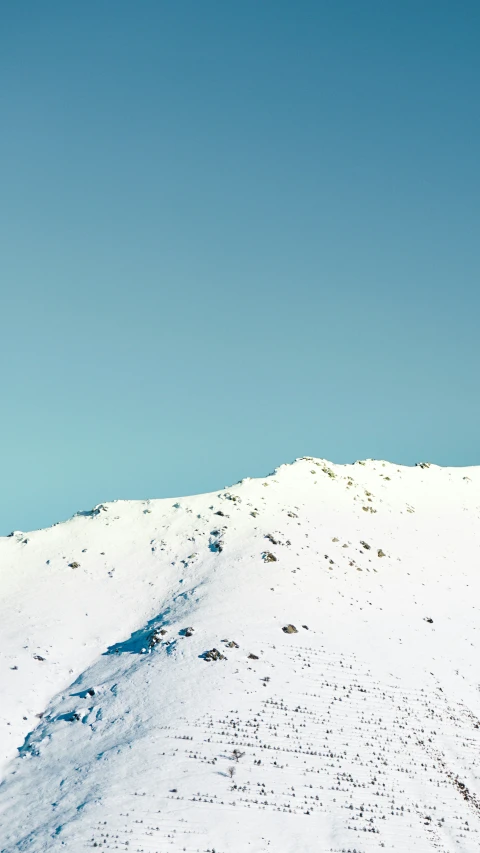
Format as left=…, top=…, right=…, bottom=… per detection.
left=1, top=457, right=480, bottom=852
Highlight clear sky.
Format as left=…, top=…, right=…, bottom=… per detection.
left=1, top=1, right=479, bottom=534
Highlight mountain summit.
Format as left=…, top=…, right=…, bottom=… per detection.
left=1, top=457, right=479, bottom=852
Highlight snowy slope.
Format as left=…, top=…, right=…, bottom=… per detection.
left=1, top=457, right=480, bottom=853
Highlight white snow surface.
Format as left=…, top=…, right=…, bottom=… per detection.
left=1, top=457, right=480, bottom=852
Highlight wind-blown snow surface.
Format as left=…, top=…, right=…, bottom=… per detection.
left=1, top=458, right=480, bottom=853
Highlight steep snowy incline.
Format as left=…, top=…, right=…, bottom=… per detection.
left=1, top=457, right=480, bottom=852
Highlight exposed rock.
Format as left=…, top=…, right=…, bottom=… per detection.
left=68, top=562, right=80, bottom=569
left=282, top=624, right=298, bottom=634
left=248, top=653, right=259, bottom=660
left=148, top=628, right=165, bottom=648
left=377, top=549, right=386, bottom=557
left=203, top=648, right=226, bottom=662
left=360, top=541, right=371, bottom=550
left=263, top=551, right=277, bottom=563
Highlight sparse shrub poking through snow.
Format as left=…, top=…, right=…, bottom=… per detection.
left=232, top=749, right=245, bottom=762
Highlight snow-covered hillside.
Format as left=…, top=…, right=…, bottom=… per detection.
left=1, top=457, right=480, bottom=853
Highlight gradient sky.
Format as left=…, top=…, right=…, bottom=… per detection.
left=1, top=1, right=479, bottom=534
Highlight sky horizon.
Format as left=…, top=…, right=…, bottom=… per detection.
left=1, top=1, right=479, bottom=535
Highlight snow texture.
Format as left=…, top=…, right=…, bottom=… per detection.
left=1, top=457, right=480, bottom=852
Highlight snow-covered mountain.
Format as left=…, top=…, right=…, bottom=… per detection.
left=1, top=457, right=480, bottom=853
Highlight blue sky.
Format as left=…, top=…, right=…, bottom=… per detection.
left=1, top=1, right=479, bottom=534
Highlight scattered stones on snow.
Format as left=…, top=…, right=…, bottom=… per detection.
left=424, top=617, right=434, bottom=624
left=33, top=655, right=45, bottom=661
left=321, top=466, right=336, bottom=478
left=360, top=541, right=371, bottom=550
